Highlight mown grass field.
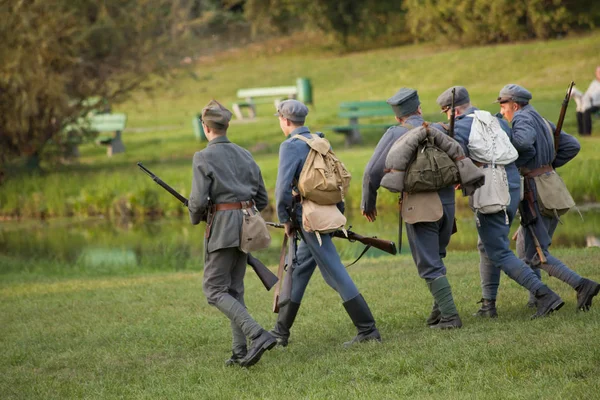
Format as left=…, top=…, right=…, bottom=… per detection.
left=2, top=249, right=600, bottom=399
left=2, top=32, right=600, bottom=218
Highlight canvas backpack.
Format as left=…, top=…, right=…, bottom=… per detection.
left=403, top=128, right=460, bottom=193
left=466, top=110, right=518, bottom=223
left=467, top=110, right=518, bottom=166
left=294, top=134, right=351, bottom=205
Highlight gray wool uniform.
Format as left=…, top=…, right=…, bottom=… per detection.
left=499, top=85, right=583, bottom=289
left=189, top=130, right=269, bottom=354
left=362, top=116, right=455, bottom=282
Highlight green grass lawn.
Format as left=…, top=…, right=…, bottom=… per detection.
left=2, top=32, right=600, bottom=218
left=2, top=249, right=600, bottom=399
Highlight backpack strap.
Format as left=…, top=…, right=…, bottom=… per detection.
left=541, top=118, right=556, bottom=162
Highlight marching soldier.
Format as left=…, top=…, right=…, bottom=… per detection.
left=362, top=88, right=462, bottom=329
left=270, top=100, right=382, bottom=347
left=436, top=86, right=564, bottom=318
left=496, top=84, right=600, bottom=311
left=188, top=100, right=276, bottom=367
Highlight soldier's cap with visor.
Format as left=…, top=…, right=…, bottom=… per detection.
left=436, top=86, right=470, bottom=113
left=495, top=84, right=532, bottom=104
left=201, top=99, right=232, bottom=129
left=274, top=100, right=309, bottom=123
left=387, top=88, right=420, bottom=118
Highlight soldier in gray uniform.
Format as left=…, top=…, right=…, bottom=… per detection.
left=270, top=100, right=381, bottom=347
left=496, top=84, right=600, bottom=311
left=362, top=88, right=462, bottom=329
left=436, top=86, right=564, bottom=319
left=188, top=100, right=276, bottom=368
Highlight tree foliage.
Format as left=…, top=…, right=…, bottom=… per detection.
left=244, top=0, right=405, bottom=48
left=0, top=0, right=197, bottom=169
left=403, top=0, right=598, bottom=45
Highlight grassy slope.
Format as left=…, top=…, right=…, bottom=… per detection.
left=1, top=249, right=599, bottom=399
left=2, top=33, right=600, bottom=217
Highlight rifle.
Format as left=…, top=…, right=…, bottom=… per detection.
left=137, top=162, right=278, bottom=290
left=448, top=88, right=456, bottom=138
left=137, top=162, right=188, bottom=206
left=272, top=235, right=288, bottom=313
left=518, top=179, right=547, bottom=264
left=554, top=81, right=575, bottom=155
left=266, top=222, right=397, bottom=262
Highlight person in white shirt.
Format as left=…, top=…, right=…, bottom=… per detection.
left=572, top=66, right=600, bottom=135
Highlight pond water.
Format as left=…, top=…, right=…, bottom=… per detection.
left=1, top=207, right=599, bottom=278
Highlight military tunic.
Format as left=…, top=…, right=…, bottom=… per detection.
left=275, top=126, right=359, bottom=302
left=511, top=105, right=583, bottom=288
left=188, top=135, right=269, bottom=352
left=453, top=107, right=544, bottom=299
left=362, top=115, right=454, bottom=281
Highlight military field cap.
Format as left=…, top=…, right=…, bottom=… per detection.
left=436, top=86, right=470, bottom=112
left=274, top=99, right=309, bottom=122
left=201, top=99, right=232, bottom=129
left=387, top=88, right=420, bottom=118
left=495, top=84, right=532, bottom=104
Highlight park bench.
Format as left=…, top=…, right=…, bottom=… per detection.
left=191, top=114, right=207, bottom=141
left=93, top=113, right=128, bottom=156
left=231, top=77, right=313, bottom=120
left=327, top=101, right=396, bottom=146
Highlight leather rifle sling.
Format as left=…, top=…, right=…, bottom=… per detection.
left=272, top=235, right=289, bottom=313
left=398, top=194, right=403, bottom=253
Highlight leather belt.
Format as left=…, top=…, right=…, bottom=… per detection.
left=210, top=200, right=253, bottom=212
left=520, top=165, right=553, bottom=178
left=206, top=200, right=254, bottom=239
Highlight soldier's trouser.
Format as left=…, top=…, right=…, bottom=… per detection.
left=476, top=188, right=544, bottom=299
left=203, top=247, right=263, bottom=352
left=405, top=203, right=455, bottom=281
left=522, top=184, right=583, bottom=289
left=290, top=226, right=360, bottom=304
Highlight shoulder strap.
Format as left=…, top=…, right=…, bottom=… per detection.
left=292, top=134, right=318, bottom=144
left=542, top=118, right=556, bottom=161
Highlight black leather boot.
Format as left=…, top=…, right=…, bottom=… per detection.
left=269, top=301, right=300, bottom=347
left=575, top=278, right=600, bottom=312
left=342, top=294, right=382, bottom=347
left=239, top=330, right=276, bottom=368
left=531, top=285, right=564, bottom=319
left=472, top=298, right=498, bottom=318
left=426, top=302, right=441, bottom=326
left=224, top=347, right=247, bottom=366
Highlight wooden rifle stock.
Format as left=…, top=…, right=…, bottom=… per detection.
left=332, top=230, right=397, bottom=256
left=247, top=254, right=279, bottom=291
left=518, top=180, right=548, bottom=264
left=554, top=81, right=575, bottom=155
left=266, top=222, right=397, bottom=256
left=272, top=235, right=288, bottom=313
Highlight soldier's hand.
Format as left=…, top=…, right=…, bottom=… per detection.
left=362, top=209, right=377, bottom=222
left=284, top=221, right=294, bottom=237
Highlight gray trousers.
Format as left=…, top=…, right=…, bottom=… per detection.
left=521, top=180, right=583, bottom=289
left=405, top=203, right=455, bottom=282
left=203, top=246, right=263, bottom=353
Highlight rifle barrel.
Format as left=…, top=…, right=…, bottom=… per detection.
left=137, top=162, right=189, bottom=206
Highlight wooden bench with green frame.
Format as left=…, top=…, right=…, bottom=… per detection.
left=231, top=77, right=313, bottom=120
left=328, top=101, right=396, bottom=146
left=93, top=113, right=128, bottom=156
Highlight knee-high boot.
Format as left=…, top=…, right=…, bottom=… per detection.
left=269, top=301, right=301, bottom=347
left=342, top=294, right=382, bottom=347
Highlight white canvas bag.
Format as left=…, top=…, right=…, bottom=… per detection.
left=467, top=110, right=517, bottom=224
